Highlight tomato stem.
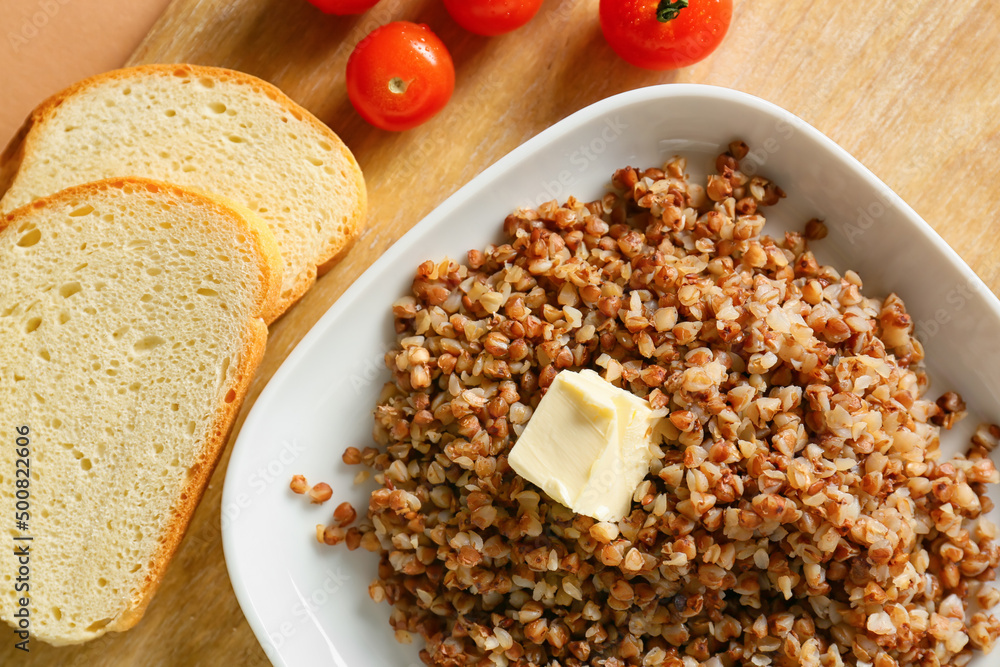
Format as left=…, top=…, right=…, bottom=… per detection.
left=656, top=0, right=689, bottom=22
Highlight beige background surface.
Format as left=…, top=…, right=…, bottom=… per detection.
left=2, top=0, right=1000, bottom=665
left=0, top=0, right=171, bottom=148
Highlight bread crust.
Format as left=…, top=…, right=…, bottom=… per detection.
left=0, top=177, right=282, bottom=643
left=0, top=113, right=30, bottom=200
left=0, top=63, right=367, bottom=323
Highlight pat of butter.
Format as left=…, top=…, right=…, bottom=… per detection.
left=508, top=369, right=660, bottom=522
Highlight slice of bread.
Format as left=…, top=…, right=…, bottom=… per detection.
left=0, top=178, right=282, bottom=645
left=0, top=63, right=366, bottom=323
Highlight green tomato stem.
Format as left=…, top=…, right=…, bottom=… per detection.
left=657, top=0, right=689, bottom=22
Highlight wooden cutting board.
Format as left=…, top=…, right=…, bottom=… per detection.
left=4, top=0, right=1000, bottom=665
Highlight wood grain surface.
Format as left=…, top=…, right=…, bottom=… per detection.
left=4, top=0, right=1000, bottom=665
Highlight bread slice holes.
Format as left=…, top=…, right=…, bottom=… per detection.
left=197, top=288, right=219, bottom=297
left=129, top=382, right=141, bottom=392
left=52, top=607, right=62, bottom=621
left=208, top=102, right=226, bottom=114
left=227, top=135, right=245, bottom=144
left=140, top=294, right=153, bottom=303
left=307, top=157, right=323, bottom=167
left=25, top=317, right=41, bottom=333
left=224, top=389, right=237, bottom=403
left=85, top=618, right=112, bottom=632
left=80, top=458, right=92, bottom=471
left=130, top=564, right=141, bottom=573
left=146, top=267, right=163, bottom=277
left=164, top=109, right=177, bottom=117
left=2, top=304, right=19, bottom=317
left=112, top=325, right=130, bottom=340
left=181, top=165, right=196, bottom=173
left=123, top=86, right=132, bottom=94
left=186, top=422, right=196, bottom=435
left=69, top=205, right=94, bottom=217
left=59, top=282, right=82, bottom=298
left=199, top=77, right=215, bottom=88
left=97, top=578, right=108, bottom=588
left=16, top=228, right=41, bottom=247
left=134, top=335, right=165, bottom=353
left=38, top=349, right=50, bottom=362
left=319, top=141, right=333, bottom=152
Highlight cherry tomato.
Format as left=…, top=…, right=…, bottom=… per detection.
left=443, top=0, right=543, bottom=36
left=346, top=22, right=455, bottom=132
left=305, top=0, right=380, bottom=15
left=599, top=0, right=733, bottom=70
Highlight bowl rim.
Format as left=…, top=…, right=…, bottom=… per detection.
left=221, top=82, right=1000, bottom=665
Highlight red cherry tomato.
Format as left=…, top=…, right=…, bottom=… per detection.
left=346, top=22, right=455, bottom=132
left=599, top=0, right=733, bottom=70
left=442, top=0, right=543, bottom=36
left=305, top=0, right=380, bottom=15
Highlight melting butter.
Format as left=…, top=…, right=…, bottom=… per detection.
left=508, top=369, right=660, bottom=521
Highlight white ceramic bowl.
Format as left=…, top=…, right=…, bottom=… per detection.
left=222, top=84, right=1000, bottom=667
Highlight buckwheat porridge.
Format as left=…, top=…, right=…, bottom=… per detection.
left=293, top=141, right=1000, bottom=667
